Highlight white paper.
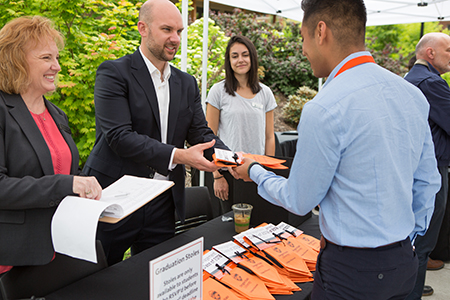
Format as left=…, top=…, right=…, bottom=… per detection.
left=214, top=148, right=238, bottom=164
left=51, top=196, right=110, bottom=263
left=101, top=176, right=173, bottom=217
left=51, top=175, right=174, bottom=263
left=212, top=240, right=246, bottom=262
left=202, top=249, right=229, bottom=275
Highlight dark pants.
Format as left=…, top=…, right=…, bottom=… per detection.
left=406, top=165, right=448, bottom=300
left=311, top=237, right=418, bottom=300
left=430, top=168, right=450, bottom=260
left=96, top=190, right=175, bottom=266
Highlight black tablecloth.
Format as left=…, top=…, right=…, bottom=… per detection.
left=46, top=212, right=320, bottom=300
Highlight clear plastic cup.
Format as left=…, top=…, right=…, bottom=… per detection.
left=232, top=203, right=253, bottom=233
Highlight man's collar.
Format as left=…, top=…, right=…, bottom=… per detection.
left=414, top=59, right=430, bottom=70
left=414, top=59, right=440, bottom=75
left=139, top=46, right=171, bottom=80
left=323, top=51, right=372, bottom=89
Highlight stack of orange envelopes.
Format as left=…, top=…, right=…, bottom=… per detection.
left=213, top=241, right=300, bottom=295
left=268, top=223, right=318, bottom=271
left=237, top=226, right=314, bottom=283
left=203, top=250, right=275, bottom=300
left=203, top=274, right=247, bottom=300
left=242, top=154, right=288, bottom=170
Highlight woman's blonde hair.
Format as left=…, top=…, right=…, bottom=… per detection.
left=0, top=16, right=64, bottom=94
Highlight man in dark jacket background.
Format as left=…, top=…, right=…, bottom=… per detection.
left=404, top=32, right=450, bottom=299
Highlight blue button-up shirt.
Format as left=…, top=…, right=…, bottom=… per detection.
left=251, top=51, right=441, bottom=247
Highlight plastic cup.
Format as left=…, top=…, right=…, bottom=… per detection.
left=232, top=203, right=253, bottom=233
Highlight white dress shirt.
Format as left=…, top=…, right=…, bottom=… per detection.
left=139, top=47, right=176, bottom=180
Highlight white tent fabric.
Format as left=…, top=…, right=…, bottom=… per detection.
left=210, top=0, right=450, bottom=26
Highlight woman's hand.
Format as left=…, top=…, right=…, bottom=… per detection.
left=213, top=174, right=229, bottom=201
left=73, top=176, right=102, bottom=200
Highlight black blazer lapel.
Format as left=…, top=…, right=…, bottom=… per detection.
left=130, top=50, right=162, bottom=139
left=167, top=68, right=181, bottom=145
left=45, top=98, right=79, bottom=174
left=4, top=94, right=54, bottom=175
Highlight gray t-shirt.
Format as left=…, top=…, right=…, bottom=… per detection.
left=206, top=81, right=277, bottom=155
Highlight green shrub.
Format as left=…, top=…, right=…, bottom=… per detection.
left=366, top=38, right=407, bottom=76
left=282, top=86, right=318, bottom=127
left=172, top=18, right=229, bottom=93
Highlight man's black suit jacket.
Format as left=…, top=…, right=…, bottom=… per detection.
left=0, top=91, right=80, bottom=266
left=84, top=49, right=226, bottom=221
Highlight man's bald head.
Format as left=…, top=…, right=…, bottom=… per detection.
left=139, top=0, right=179, bottom=26
left=137, top=0, right=183, bottom=71
left=415, top=32, right=450, bottom=74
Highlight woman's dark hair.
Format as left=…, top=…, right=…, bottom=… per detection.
left=224, top=35, right=261, bottom=96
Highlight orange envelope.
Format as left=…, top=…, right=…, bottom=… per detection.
left=242, top=154, right=288, bottom=170
left=219, top=264, right=275, bottom=300
left=276, top=221, right=320, bottom=254
left=283, top=238, right=318, bottom=271
left=296, top=234, right=321, bottom=253
left=203, top=249, right=274, bottom=300
left=264, top=244, right=313, bottom=278
left=238, top=254, right=300, bottom=295
left=203, top=276, right=247, bottom=300
left=241, top=229, right=313, bottom=283
left=212, top=150, right=288, bottom=169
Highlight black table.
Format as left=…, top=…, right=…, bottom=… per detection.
left=46, top=212, right=320, bottom=299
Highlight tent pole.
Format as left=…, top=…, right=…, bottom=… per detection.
left=181, top=0, right=188, bottom=72
left=199, top=0, right=210, bottom=187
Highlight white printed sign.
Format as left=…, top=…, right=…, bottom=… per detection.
left=150, top=237, right=203, bottom=300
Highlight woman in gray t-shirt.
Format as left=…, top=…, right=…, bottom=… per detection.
left=205, top=35, right=277, bottom=213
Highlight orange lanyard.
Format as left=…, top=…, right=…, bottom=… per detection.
left=334, top=55, right=375, bottom=78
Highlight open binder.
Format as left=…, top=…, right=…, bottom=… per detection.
left=61, top=175, right=174, bottom=224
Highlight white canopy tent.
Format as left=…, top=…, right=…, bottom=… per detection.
left=208, top=0, right=450, bottom=26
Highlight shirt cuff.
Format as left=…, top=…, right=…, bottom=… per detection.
left=249, top=163, right=265, bottom=183
left=168, top=148, right=177, bottom=171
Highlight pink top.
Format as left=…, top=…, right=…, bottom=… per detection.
left=1, top=108, right=72, bottom=275
left=30, top=108, right=72, bottom=175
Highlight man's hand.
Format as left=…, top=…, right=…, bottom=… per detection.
left=173, top=140, right=220, bottom=172
left=213, top=176, right=229, bottom=201
left=230, top=157, right=256, bottom=182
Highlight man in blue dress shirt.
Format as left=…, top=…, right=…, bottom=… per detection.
left=404, top=32, right=450, bottom=299
left=231, top=0, right=441, bottom=299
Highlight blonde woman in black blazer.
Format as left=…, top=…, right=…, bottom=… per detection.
left=0, top=16, right=101, bottom=273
